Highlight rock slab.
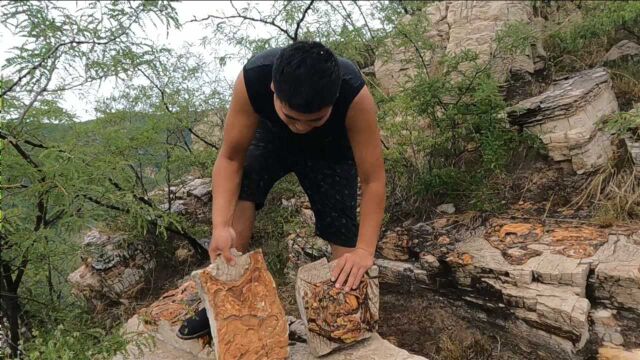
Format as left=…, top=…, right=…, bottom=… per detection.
left=191, top=250, right=289, bottom=360
left=296, top=258, right=379, bottom=357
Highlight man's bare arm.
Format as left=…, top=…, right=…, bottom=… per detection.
left=210, top=71, right=259, bottom=263
left=332, top=85, right=386, bottom=290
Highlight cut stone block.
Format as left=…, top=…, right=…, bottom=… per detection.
left=191, top=250, right=289, bottom=360
left=296, top=258, right=379, bottom=357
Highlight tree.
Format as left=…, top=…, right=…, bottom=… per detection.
left=0, top=2, right=219, bottom=357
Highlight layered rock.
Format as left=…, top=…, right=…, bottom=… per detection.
left=191, top=250, right=289, bottom=360
left=370, top=217, right=640, bottom=359
left=507, top=67, right=619, bottom=174
left=295, top=258, right=379, bottom=356
left=68, top=229, right=156, bottom=311
left=152, top=177, right=212, bottom=223
left=374, top=1, right=543, bottom=95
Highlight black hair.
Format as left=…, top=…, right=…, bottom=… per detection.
left=272, top=41, right=341, bottom=113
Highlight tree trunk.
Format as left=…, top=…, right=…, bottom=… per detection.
left=2, top=289, right=22, bottom=358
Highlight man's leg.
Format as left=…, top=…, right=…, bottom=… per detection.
left=294, top=155, right=359, bottom=252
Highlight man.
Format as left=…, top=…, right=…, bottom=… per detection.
left=177, top=41, right=385, bottom=339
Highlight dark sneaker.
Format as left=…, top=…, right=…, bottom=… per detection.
left=176, top=308, right=211, bottom=340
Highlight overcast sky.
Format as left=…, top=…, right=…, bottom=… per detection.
left=0, top=1, right=256, bottom=121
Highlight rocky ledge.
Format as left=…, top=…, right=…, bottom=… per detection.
left=365, top=214, right=640, bottom=359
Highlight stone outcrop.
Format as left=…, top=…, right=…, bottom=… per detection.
left=365, top=216, right=640, bottom=359
left=68, top=229, right=156, bottom=311
left=152, top=176, right=212, bottom=223
left=191, top=250, right=289, bottom=360
left=507, top=67, right=619, bottom=174
left=295, top=258, right=379, bottom=357
left=374, top=1, right=543, bottom=95
left=602, top=40, right=640, bottom=64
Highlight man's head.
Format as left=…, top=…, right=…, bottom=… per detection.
left=271, top=41, right=341, bottom=134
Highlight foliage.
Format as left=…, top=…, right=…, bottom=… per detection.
left=546, top=1, right=640, bottom=55
left=377, top=11, right=540, bottom=219
left=543, top=1, right=640, bottom=109
left=0, top=1, right=225, bottom=357
left=600, top=107, right=640, bottom=139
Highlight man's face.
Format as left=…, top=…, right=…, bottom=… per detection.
left=272, top=84, right=332, bottom=134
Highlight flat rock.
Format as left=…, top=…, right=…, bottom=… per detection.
left=289, top=333, right=427, bottom=360
left=598, top=345, right=640, bottom=360
left=191, top=250, right=289, bottom=360
left=296, top=258, right=379, bottom=357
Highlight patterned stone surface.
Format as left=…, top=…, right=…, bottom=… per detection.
left=506, top=67, right=618, bottom=174
left=296, top=258, right=379, bottom=357
left=191, top=250, right=289, bottom=360
left=484, top=219, right=608, bottom=265
left=378, top=227, right=411, bottom=261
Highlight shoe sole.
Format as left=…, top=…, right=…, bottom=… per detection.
left=175, top=328, right=211, bottom=340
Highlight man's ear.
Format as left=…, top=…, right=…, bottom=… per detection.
left=270, top=81, right=275, bottom=92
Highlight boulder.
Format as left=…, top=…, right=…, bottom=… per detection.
left=506, top=67, right=618, bottom=174
left=602, top=40, right=640, bottom=64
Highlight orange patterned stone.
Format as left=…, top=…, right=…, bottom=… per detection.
left=296, top=258, right=379, bottom=357
left=192, top=250, right=289, bottom=360
left=138, top=280, right=200, bottom=327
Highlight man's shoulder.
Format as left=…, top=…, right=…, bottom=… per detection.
left=244, top=48, right=282, bottom=70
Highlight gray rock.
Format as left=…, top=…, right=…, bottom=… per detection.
left=436, top=203, right=456, bottom=214
left=289, top=333, right=427, bottom=360
left=374, top=1, right=541, bottom=95
left=602, top=40, right=640, bottom=63
left=507, top=67, right=618, bottom=174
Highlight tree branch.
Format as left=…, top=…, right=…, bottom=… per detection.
left=293, top=1, right=315, bottom=41
left=188, top=127, right=219, bottom=150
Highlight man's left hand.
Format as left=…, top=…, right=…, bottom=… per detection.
left=331, top=248, right=374, bottom=291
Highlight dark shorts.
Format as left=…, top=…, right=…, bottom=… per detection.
left=239, top=123, right=358, bottom=248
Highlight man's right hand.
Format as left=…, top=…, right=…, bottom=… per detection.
left=209, top=226, right=237, bottom=265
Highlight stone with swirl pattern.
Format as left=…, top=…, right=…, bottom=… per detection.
left=296, top=258, right=379, bottom=357
left=191, top=250, right=289, bottom=360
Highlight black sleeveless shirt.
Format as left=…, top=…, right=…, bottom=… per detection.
left=242, top=48, right=365, bottom=159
